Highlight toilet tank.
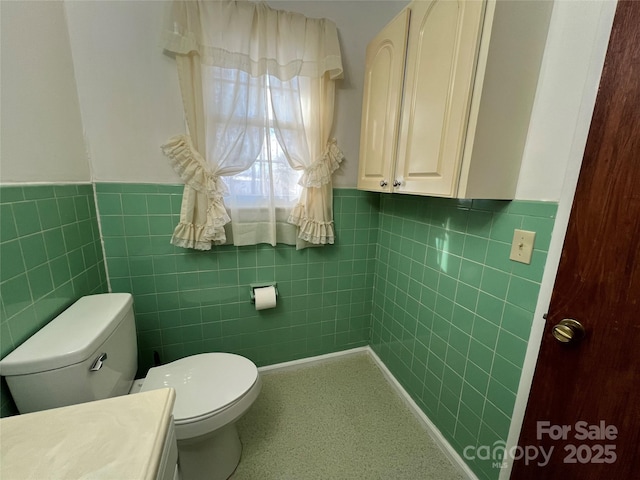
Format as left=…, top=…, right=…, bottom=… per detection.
left=0, top=293, right=138, bottom=414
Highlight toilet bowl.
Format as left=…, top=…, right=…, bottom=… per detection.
left=0, top=293, right=261, bottom=480
left=140, top=353, right=262, bottom=480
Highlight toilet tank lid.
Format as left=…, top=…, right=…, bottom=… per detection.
left=0, top=293, right=133, bottom=376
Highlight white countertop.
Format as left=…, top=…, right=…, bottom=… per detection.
left=0, top=388, right=176, bottom=480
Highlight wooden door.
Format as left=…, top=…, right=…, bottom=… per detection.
left=513, top=1, right=640, bottom=478
left=395, top=0, right=484, bottom=197
left=357, top=9, right=409, bottom=193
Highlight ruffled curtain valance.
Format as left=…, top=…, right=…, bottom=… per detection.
left=161, top=0, right=344, bottom=250
left=163, top=1, right=343, bottom=80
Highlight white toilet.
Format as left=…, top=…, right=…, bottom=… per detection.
left=0, top=293, right=261, bottom=480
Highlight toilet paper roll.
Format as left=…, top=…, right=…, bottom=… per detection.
left=254, top=286, right=277, bottom=310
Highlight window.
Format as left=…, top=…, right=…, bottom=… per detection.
left=223, top=74, right=303, bottom=211
left=161, top=1, right=344, bottom=250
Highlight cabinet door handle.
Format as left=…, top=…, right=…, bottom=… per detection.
left=393, top=180, right=401, bottom=187
left=380, top=180, right=388, bottom=187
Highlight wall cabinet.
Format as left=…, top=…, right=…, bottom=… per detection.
left=357, top=0, right=553, bottom=199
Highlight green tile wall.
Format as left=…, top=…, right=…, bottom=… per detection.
left=370, top=194, right=556, bottom=480
left=0, top=184, right=108, bottom=416
left=95, top=184, right=378, bottom=374
left=1, top=181, right=557, bottom=472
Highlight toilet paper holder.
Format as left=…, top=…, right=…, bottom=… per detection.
left=249, top=282, right=278, bottom=304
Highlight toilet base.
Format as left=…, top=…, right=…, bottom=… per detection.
left=177, top=422, right=242, bottom=480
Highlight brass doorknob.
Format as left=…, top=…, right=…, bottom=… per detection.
left=552, top=319, right=585, bottom=344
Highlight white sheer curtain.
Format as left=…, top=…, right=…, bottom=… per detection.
left=270, top=75, right=342, bottom=246
left=161, top=0, right=343, bottom=250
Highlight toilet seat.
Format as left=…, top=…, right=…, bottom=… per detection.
left=140, top=352, right=260, bottom=439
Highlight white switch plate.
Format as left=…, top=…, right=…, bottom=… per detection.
left=509, top=229, right=536, bottom=264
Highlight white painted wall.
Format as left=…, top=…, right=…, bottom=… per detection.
left=64, top=0, right=408, bottom=188
left=514, top=0, right=614, bottom=201
left=64, top=0, right=185, bottom=186
left=0, top=0, right=90, bottom=183
left=1, top=0, right=614, bottom=200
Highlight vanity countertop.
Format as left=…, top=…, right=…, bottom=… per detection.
left=0, top=388, right=175, bottom=480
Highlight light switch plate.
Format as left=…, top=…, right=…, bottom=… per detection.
left=509, top=229, right=536, bottom=264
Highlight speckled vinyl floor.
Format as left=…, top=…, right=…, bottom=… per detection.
left=232, top=353, right=465, bottom=479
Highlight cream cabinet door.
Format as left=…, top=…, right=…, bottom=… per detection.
left=357, top=9, right=410, bottom=193
left=395, top=0, right=485, bottom=197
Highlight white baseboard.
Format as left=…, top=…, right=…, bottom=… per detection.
left=257, top=346, right=369, bottom=373
left=258, top=346, right=477, bottom=479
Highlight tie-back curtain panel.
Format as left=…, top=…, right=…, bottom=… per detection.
left=161, top=0, right=344, bottom=250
